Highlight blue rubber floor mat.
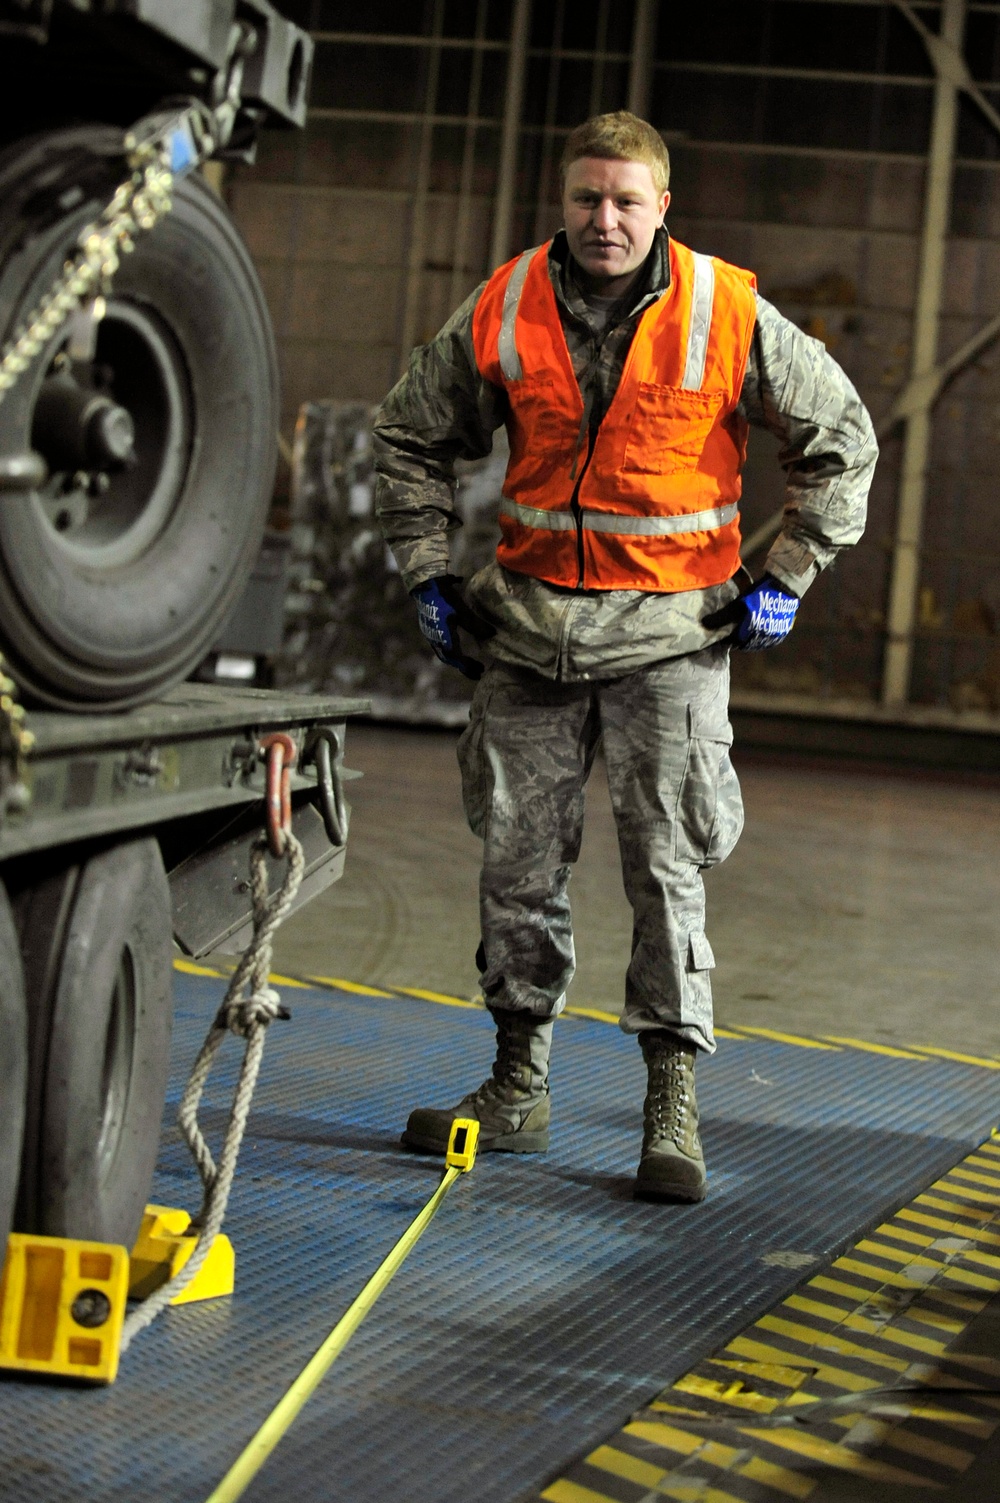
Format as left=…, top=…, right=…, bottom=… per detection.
left=2, top=972, right=998, bottom=1503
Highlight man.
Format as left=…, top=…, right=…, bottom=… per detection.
left=374, top=111, right=875, bottom=1202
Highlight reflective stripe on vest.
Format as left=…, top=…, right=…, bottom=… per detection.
left=681, top=252, right=715, bottom=390
left=497, top=247, right=719, bottom=393
left=497, top=248, right=536, bottom=381
left=500, top=495, right=739, bottom=536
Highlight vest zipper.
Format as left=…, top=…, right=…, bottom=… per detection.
left=570, top=430, right=596, bottom=589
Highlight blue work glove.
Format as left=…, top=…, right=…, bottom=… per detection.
left=702, top=574, right=799, bottom=650
left=734, top=575, right=799, bottom=650
left=411, top=574, right=494, bottom=679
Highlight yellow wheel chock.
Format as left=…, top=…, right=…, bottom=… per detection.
left=0, top=1231, right=130, bottom=1383
left=128, top=1205, right=235, bottom=1305
left=0, top=1207, right=235, bottom=1385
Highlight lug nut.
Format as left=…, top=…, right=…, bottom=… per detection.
left=88, top=402, right=136, bottom=467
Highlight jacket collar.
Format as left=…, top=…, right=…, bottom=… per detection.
left=548, top=225, right=671, bottom=322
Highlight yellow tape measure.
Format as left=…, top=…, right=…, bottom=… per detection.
left=205, top=1118, right=480, bottom=1503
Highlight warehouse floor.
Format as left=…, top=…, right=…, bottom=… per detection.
left=273, top=724, right=1000, bottom=1060
left=7, top=723, right=1000, bottom=1503
left=5, top=966, right=1000, bottom=1503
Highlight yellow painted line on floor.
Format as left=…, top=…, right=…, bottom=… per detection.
left=960, top=1246, right=1000, bottom=1275
left=905, top=1045, right=1000, bottom=1070
left=303, top=975, right=393, bottom=997
left=901, top=1404, right=997, bottom=1439
left=623, top=1419, right=703, bottom=1454
left=563, top=1005, right=619, bottom=1025
left=662, top=1489, right=749, bottom=1503
left=819, top=1035, right=931, bottom=1060
left=929, top=1178, right=1000, bottom=1210
left=806, top=1273, right=881, bottom=1303
left=806, top=1266, right=965, bottom=1335
left=754, top=1314, right=910, bottom=1372
left=392, top=985, right=482, bottom=1010
left=880, top=1424, right=976, bottom=1471
left=963, top=1153, right=1000, bottom=1174
left=585, top=1444, right=666, bottom=1488
left=724, top=1025, right=840, bottom=1051
left=876, top=1221, right=934, bottom=1248
left=948, top=1165, right=1000, bottom=1191
left=855, top=1239, right=1000, bottom=1292
left=740, top=1455, right=816, bottom=1499
left=838, top=1260, right=985, bottom=1315
left=900, top=1206, right=1000, bottom=1247
left=915, top=1191, right=998, bottom=1224
left=926, top=1178, right=998, bottom=1214
left=780, top=1294, right=947, bottom=1356
left=723, top=1335, right=881, bottom=1391
left=734, top=1427, right=940, bottom=1487
left=853, top=1239, right=950, bottom=1271
left=174, top=957, right=307, bottom=991
left=625, top=1422, right=810, bottom=1499
left=173, top=957, right=227, bottom=979
left=541, top=1480, right=619, bottom=1503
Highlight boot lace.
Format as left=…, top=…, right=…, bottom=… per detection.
left=469, top=1025, right=529, bottom=1106
left=645, top=1052, right=694, bottom=1147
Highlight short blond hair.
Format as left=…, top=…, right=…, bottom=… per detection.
left=560, top=111, right=670, bottom=196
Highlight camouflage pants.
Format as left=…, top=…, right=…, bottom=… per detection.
left=457, top=644, right=743, bottom=1053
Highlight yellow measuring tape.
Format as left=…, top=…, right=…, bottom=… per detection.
left=205, top=1118, right=480, bottom=1503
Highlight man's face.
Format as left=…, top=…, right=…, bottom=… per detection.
left=562, top=156, right=670, bottom=285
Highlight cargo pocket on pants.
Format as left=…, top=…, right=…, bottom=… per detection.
left=687, top=932, right=716, bottom=972
left=675, top=739, right=744, bottom=868
left=457, top=681, right=493, bottom=839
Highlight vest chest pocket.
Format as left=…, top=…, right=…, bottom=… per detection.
left=622, top=383, right=724, bottom=475
left=508, top=374, right=578, bottom=451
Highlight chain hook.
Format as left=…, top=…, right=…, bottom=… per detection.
left=259, top=732, right=297, bottom=858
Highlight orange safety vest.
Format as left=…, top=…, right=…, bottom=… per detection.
left=472, top=237, right=757, bottom=592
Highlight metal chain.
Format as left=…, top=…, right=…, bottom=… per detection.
left=0, top=145, right=174, bottom=810
left=0, top=650, right=34, bottom=813
left=0, top=145, right=175, bottom=406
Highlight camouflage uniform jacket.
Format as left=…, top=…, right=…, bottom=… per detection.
left=373, top=228, right=877, bottom=682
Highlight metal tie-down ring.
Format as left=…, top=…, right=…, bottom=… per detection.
left=306, top=726, right=348, bottom=848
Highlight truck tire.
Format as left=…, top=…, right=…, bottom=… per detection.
left=12, top=837, right=173, bottom=1247
left=0, top=879, right=28, bottom=1252
left=0, top=127, right=278, bottom=709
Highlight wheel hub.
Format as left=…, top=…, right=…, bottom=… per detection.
left=32, top=368, right=137, bottom=474
left=25, top=298, right=191, bottom=568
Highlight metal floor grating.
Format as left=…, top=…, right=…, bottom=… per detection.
left=1, top=972, right=998, bottom=1503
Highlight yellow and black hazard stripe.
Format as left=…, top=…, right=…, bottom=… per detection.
left=536, top=1135, right=1000, bottom=1502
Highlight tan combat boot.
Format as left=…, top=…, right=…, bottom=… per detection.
left=401, top=1008, right=552, bottom=1154
left=635, top=1032, right=707, bottom=1202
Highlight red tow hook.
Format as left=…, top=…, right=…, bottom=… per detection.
left=259, top=732, right=298, bottom=858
